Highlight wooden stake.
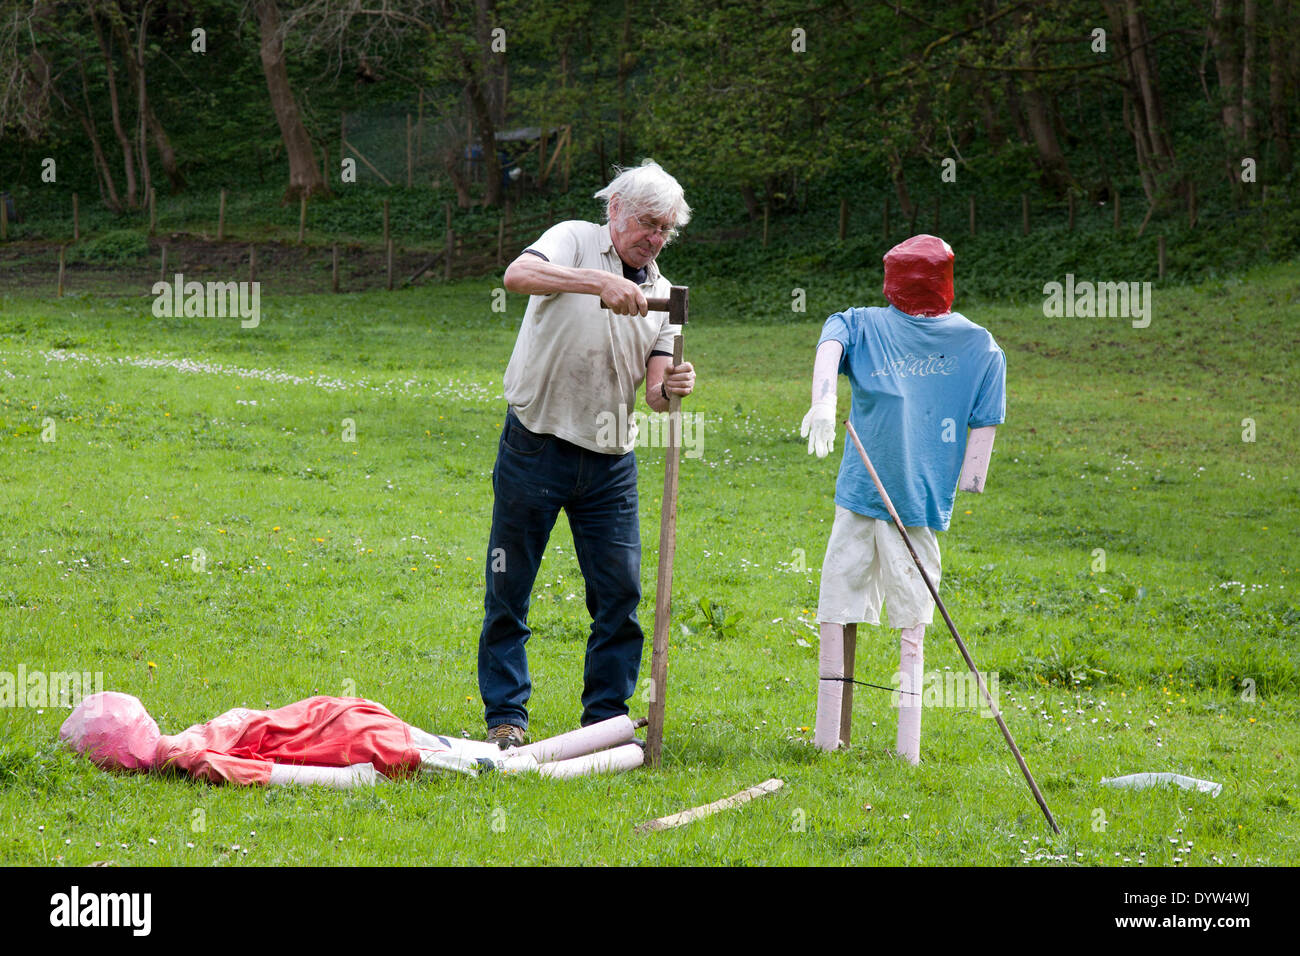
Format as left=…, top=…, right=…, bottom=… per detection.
left=646, top=332, right=685, bottom=767
left=1021, top=193, right=1030, bottom=235
left=838, top=623, right=857, bottom=747
left=218, top=189, right=227, bottom=240
left=635, top=779, right=784, bottom=833
left=838, top=196, right=848, bottom=241
left=332, top=242, right=339, bottom=293
left=844, top=419, right=1060, bottom=834
left=57, top=246, right=65, bottom=297
left=73, top=193, right=80, bottom=241
left=298, top=195, right=306, bottom=243
left=386, top=238, right=394, bottom=290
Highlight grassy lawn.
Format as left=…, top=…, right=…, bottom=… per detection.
left=0, top=261, right=1296, bottom=866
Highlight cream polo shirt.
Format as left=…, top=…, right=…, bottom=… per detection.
left=502, top=220, right=678, bottom=455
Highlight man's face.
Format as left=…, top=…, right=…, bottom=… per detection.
left=609, top=197, right=674, bottom=269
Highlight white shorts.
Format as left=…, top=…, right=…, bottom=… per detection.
left=817, top=506, right=941, bottom=629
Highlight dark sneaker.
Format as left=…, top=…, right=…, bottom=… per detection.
left=487, top=724, right=526, bottom=750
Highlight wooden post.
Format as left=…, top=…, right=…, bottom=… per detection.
left=383, top=199, right=390, bottom=247
left=838, top=196, right=848, bottom=242
left=1188, top=182, right=1197, bottom=229
left=838, top=623, right=857, bottom=746
left=332, top=243, right=339, bottom=293
left=1157, top=235, right=1166, bottom=279
left=57, top=246, right=65, bottom=297
left=762, top=204, right=769, bottom=248
left=968, top=195, right=975, bottom=236
left=1113, top=191, right=1121, bottom=230
left=386, top=239, right=394, bottom=290
left=73, top=193, right=80, bottom=241
left=298, top=195, right=307, bottom=243
left=149, top=187, right=157, bottom=235
left=218, top=189, right=227, bottom=240
left=1021, top=193, right=1030, bottom=235
left=406, top=113, right=413, bottom=188
left=1067, top=191, right=1075, bottom=231
left=249, top=245, right=256, bottom=284
left=882, top=196, right=890, bottom=239
left=160, top=242, right=167, bottom=282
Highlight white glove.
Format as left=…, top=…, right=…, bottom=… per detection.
left=800, top=401, right=837, bottom=458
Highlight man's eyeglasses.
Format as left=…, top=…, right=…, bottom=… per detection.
left=635, top=216, right=675, bottom=238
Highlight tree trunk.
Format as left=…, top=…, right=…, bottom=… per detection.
left=1243, top=0, right=1258, bottom=153
left=89, top=8, right=138, bottom=209
left=112, top=8, right=185, bottom=192
left=255, top=0, right=327, bottom=201
left=1269, top=0, right=1293, bottom=175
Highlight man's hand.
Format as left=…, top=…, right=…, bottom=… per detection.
left=664, top=361, right=695, bottom=399
left=801, top=401, right=837, bottom=458
left=601, top=275, right=648, bottom=315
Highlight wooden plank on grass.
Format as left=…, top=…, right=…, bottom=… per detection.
left=634, top=779, right=784, bottom=833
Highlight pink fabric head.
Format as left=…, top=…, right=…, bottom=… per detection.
left=59, top=692, right=161, bottom=772
left=882, top=234, right=955, bottom=317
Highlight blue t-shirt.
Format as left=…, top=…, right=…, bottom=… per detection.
left=819, top=305, right=1006, bottom=532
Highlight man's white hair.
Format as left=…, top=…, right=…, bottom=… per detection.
left=594, top=159, right=691, bottom=240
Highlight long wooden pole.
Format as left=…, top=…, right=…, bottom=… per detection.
left=646, top=333, right=684, bottom=767
left=843, top=419, right=1061, bottom=834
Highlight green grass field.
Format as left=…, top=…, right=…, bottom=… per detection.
left=1, top=262, right=1296, bottom=866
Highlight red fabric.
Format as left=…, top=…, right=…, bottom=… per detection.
left=882, top=235, right=954, bottom=317
left=155, top=697, right=423, bottom=785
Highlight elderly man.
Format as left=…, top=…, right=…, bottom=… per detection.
left=480, top=160, right=695, bottom=748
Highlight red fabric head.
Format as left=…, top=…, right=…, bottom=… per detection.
left=59, top=692, right=161, bottom=771
left=882, top=234, right=955, bottom=317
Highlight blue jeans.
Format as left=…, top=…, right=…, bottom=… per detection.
left=479, top=409, right=643, bottom=730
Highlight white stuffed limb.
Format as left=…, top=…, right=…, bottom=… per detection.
left=800, top=340, right=843, bottom=458
left=268, top=762, right=384, bottom=788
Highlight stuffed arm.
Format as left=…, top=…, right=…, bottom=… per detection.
left=801, top=340, right=844, bottom=458
left=958, top=426, right=997, bottom=493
